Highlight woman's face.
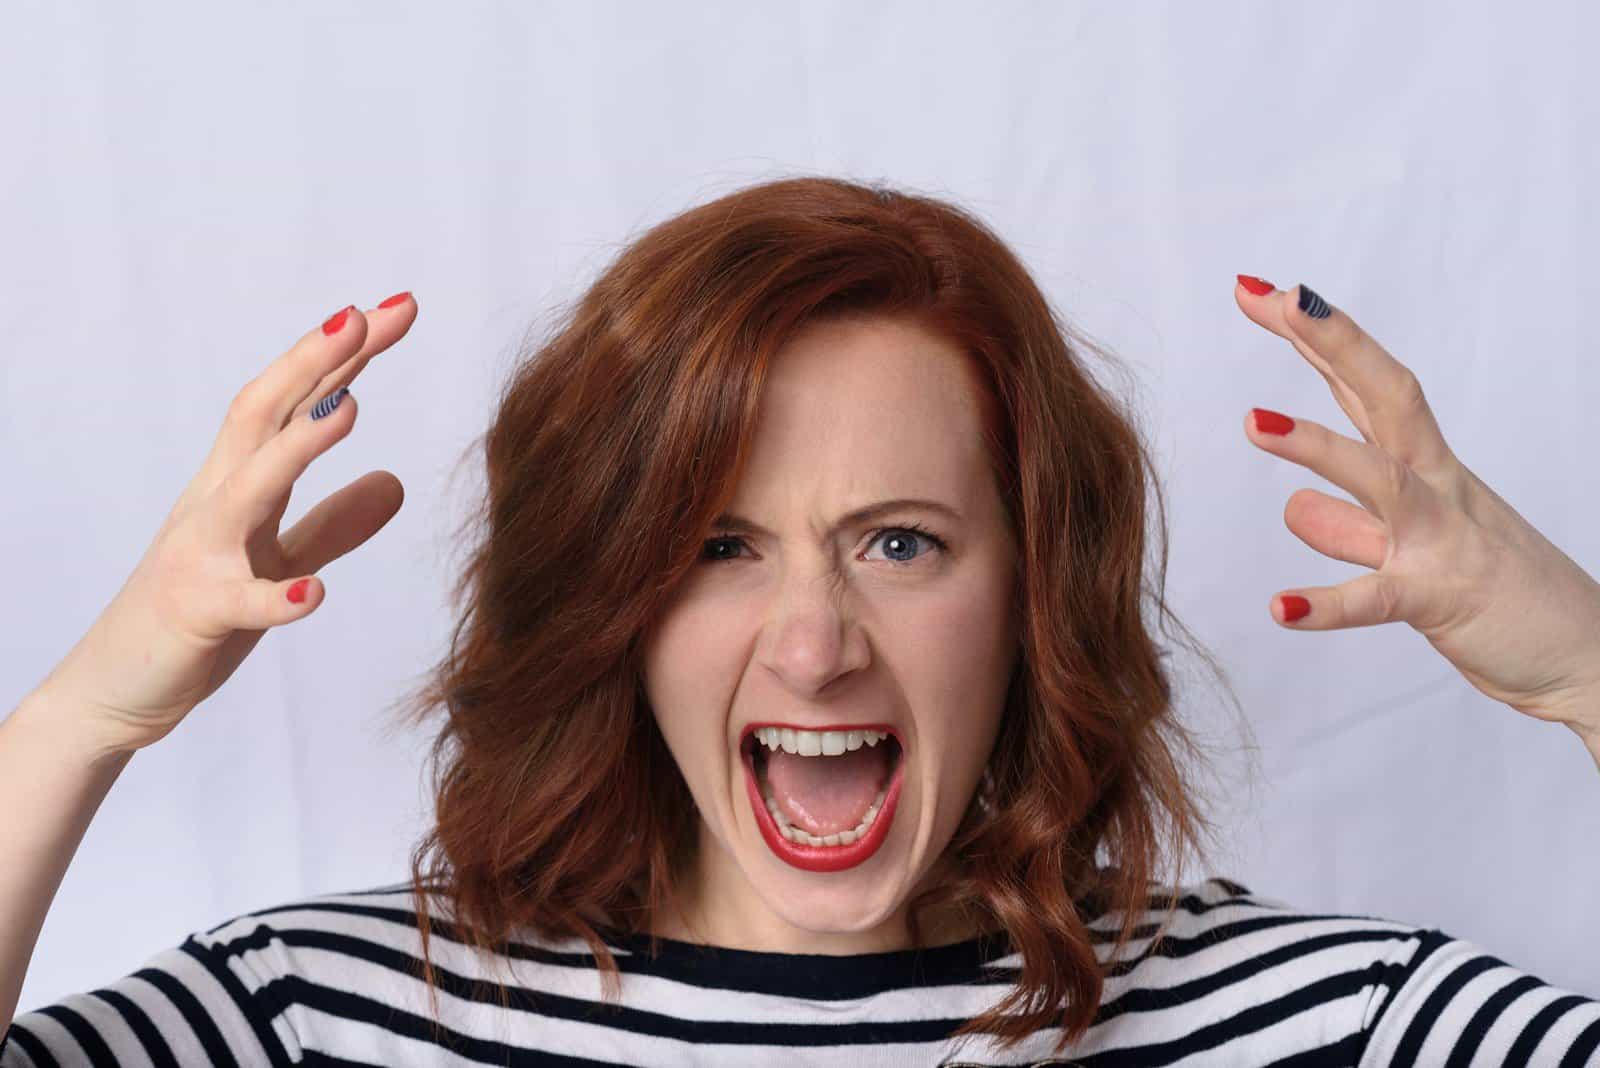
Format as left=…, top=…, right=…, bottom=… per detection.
left=641, top=312, right=1022, bottom=954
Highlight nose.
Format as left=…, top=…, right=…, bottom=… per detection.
left=757, top=575, right=872, bottom=696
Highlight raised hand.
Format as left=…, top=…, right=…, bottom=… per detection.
left=1233, top=276, right=1600, bottom=750
left=31, top=295, right=415, bottom=757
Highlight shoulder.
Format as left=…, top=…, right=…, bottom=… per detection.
left=188, top=878, right=537, bottom=1015
left=189, top=880, right=612, bottom=1034
left=182, top=881, right=475, bottom=1061
left=1108, top=873, right=1445, bottom=987
left=1100, top=873, right=1432, bottom=949
left=194, top=878, right=436, bottom=950
left=0, top=881, right=464, bottom=1068
left=174, top=880, right=444, bottom=1064
left=182, top=879, right=652, bottom=1065
left=1074, top=875, right=1455, bottom=1064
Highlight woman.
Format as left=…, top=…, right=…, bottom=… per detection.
left=3, top=176, right=1597, bottom=1066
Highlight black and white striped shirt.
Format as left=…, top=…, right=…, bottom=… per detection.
left=4, top=876, right=1597, bottom=1066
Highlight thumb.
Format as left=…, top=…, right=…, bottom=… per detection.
left=227, top=574, right=323, bottom=630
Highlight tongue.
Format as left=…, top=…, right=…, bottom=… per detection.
left=763, top=742, right=893, bottom=836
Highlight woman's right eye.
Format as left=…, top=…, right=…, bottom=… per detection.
left=701, top=536, right=745, bottom=563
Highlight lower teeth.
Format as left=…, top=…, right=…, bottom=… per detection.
left=762, top=781, right=889, bottom=847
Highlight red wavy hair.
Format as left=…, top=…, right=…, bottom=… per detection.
left=385, top=174, right=1257, bottom=1054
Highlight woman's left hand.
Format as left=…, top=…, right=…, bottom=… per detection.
left=1232, top=275, right=1600, bottom=752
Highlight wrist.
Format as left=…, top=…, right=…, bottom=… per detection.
left=8, top=686, right=141, bottom=772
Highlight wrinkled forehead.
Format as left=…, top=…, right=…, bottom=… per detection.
left=738, top=315, right=992, bottom=510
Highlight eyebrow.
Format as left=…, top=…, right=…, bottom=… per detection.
left=711, top=498, right=964, bottom=540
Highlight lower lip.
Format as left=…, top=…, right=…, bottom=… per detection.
left=741, top=740, right=905, bottom=873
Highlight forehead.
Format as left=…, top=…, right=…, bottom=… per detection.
left=738, top=314, right=990, bottom=499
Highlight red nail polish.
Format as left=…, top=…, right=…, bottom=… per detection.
left=1251, top=408, right=1295, bottom=435
left=287, top=578, right=311, bottom=604
left=322, top=306, right=353, bottom=335
left=1237, top=274, right=1275, bottom=296
left=1280, top=595, right=1310, bottom=622
left=378, top=291, right=410, bottom=309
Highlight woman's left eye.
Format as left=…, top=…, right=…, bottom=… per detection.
left=862, top=524, right=947, bottom=564
left=700, top=524, right=948, bottom=565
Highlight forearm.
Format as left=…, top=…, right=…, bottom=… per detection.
left=0, top=687, right=135, bottom=1033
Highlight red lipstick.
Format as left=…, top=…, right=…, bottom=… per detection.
left=739, top=724, right=905, bottom=873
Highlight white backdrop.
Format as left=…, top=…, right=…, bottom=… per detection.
left=4, top=0, right=1596, bottom=1018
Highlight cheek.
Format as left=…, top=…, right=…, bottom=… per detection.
left=641, top=597, right=743, bottom=761
left=901, top=568, right=1016, bottom=685
left=896, top=575, right=1016, bottom=776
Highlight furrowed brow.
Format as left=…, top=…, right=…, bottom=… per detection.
left=711, top=498, right=963, bottom=540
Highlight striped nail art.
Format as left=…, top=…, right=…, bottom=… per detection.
left=1297, top=285, right=1332, bottom=320
left=310, top=386, right=349, bottom=421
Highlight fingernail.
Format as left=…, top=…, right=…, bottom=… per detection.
left=1297, top=284, right=1332, bottom=320
left=1237, top=274, right=1275, bottom=296
left=287, top=578, right=311, bottom=604
left=1251, top=407, right=1295, bottom=435
left=1280, top=595, right=1311, bottom=623
left=378, top=291, right=411, bottom=309
left=310, top=385, right=350, bottom=421
left=322, top=305, right=354, bottom=335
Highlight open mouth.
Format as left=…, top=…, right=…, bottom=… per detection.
left=739, top=726, right=906, bottom=873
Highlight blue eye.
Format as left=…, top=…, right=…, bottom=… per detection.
left=865, top=524, right=947, bottom=564
left=700, top=523, right=948, bottom=566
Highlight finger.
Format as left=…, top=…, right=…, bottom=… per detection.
left=214, top=573, right=326, bottom=632
left=216, top=384, right=359, bottom=541
left=1238, top=278, right=1457, bottom=479
left=1244, top=408, right=1408, bottom=522
left=284, top=292, right=417, bottom=427
left=1235, top=277, right=1376, bottom=442
left=191, top=296, right=415, bottom=522
left=202, top=303, right=370, bottom=482
left=1273, top=570, right=1400, bottom=630
left=279, top=469, right=405, bottom=576
left=1281, top=487, right=1391, bottom=571
left=171, top=304, right=368, bottom=528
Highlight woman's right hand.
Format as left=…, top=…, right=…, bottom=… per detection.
left=30, top=295, right=416, bottom=757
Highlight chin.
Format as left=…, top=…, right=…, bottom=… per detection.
left=758, top=862, right=911, bottom=929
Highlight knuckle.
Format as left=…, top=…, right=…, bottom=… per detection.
left=1372, top=571, right=1404, bottom=624
left=213, top=468, right=261, bottom=523
left=225, top=577, right=254, bottom=624
left=1393, top=366, right=1429, bottom=416
left=1330, top=313, right=1363, bottom=348
left=215, top=469, right=242, bottom=506
left=1381, top=452, right=1413, bottom=502
left=228, top=378, right=268, bottom=420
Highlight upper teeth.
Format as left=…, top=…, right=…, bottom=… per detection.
left=753, top=727, right=891, bottom=756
